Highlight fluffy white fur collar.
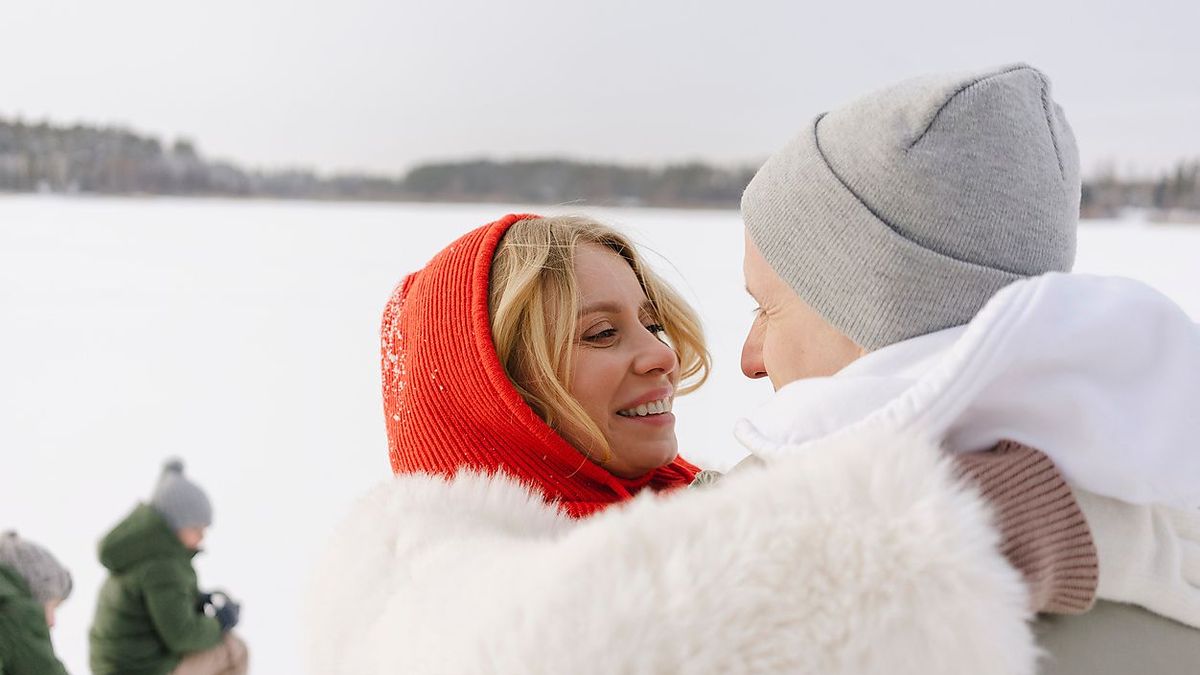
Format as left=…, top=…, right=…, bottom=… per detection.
left=307, top=432, right=1035, bottom=674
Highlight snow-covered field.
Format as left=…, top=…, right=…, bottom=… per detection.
left=2, top=195, right=1198, bottom=674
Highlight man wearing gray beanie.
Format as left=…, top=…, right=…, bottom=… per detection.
left=735, top=63, right=1200, bottom=673
left=90, top=459, right=248, bottom=675
left=0, top=532, right=72, bottom=674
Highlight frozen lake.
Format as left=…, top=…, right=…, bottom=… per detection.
left=2, top=195, right=1198, bottom=673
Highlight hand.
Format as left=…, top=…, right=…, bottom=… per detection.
left=196, top=589, right=228, bottom=612
left=195, top=592, right=213, bottom=612
left=214, top=600, right=241, bottom=631
left=1075, top=488, right=1200, bottom=628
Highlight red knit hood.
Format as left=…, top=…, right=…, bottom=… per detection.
left=381, top=214, right=699, bottom=517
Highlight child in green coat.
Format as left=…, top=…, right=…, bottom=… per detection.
left=89, top=460, right=247, bottom=675
left=0, top=531, right=72, bottom=675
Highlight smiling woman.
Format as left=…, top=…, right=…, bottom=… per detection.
left=488, top=216, right=709, bottom=479
left=380, top=213, right=709, bottom=517
left=568, top=245, right=681, bottom=476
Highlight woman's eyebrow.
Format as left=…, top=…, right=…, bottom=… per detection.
left=579, top=301, right=622, bottom=316
left=578, top=299, right=655, bottom=316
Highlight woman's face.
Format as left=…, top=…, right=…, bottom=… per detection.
left=567, top=243, right=680, bottom=478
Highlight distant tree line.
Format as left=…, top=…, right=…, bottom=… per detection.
left=0, top=117, right=755, bottom=208
left=1081, top=160, right=1200, bottom=221
left=404, top=159, right=755, bottom=207
left=1, top=116, right=1197, bottom=218
left=0, top=117, right=410, bottom=200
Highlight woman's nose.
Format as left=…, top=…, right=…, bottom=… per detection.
left=633, top=328, right=678, bottom=376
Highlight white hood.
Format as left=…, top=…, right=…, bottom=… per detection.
left=735, top=273, right=1200, bottom=511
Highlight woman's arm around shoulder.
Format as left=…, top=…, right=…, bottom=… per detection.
left=308, top=433, right=1035, bottom=675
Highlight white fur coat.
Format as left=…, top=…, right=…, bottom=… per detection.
left=307, top=432, right=1036, bottom=674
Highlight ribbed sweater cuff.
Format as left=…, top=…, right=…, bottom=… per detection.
left=954, top=441, right=1099, bottom=614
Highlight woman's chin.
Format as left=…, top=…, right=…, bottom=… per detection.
left=605, top=438, right=680, bottom=478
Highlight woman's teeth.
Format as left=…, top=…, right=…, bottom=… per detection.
left=617, top=397, right=672, bottom=417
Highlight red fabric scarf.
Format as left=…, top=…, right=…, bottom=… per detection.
left=381, top=214, right=699, bottom=518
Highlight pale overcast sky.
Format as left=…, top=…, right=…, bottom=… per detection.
left=3, top=0, right=1197, bottom=176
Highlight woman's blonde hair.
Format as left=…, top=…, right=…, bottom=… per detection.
left=488, top=215, right=710, bottom=463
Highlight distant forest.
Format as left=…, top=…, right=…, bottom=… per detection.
left=1, top=116, right=1197, bottom=218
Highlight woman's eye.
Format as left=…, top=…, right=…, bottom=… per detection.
left=646, top=323, right=671, bottom=345
left=584, top=328, right=618, bottom=343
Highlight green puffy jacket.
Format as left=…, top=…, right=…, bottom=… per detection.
left=89, top=504, right=222, bottom=675
left=0, top=563, right=69, bottom=675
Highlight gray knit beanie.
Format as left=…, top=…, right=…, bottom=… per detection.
left=741, top=63, right=1080, bottom=350
left=0, top=531, right=73, bottom=603
left=149, top=458, right=213, bottom=530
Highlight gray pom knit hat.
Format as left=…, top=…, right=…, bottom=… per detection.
left=150, top=458, right=213, bottom=530
left=741, top=63, right=1080, bottom=351
left=0, top=531, right=73, bottom=603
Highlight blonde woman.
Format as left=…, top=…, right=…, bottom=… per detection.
left=379, top=212, right=710, bottom=516
left=308, top=213, right=1098, bottom=675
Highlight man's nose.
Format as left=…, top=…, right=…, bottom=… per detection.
left=741, top=323, right=768, bottom=380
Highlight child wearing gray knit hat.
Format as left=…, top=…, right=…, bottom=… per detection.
left=150, top=457, right=214, bottom=532
left=90, top=458, right=247, bottom=675
left=0, top=531, right=73, bottom=605
left=0, top=531, right=72, bottom=674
